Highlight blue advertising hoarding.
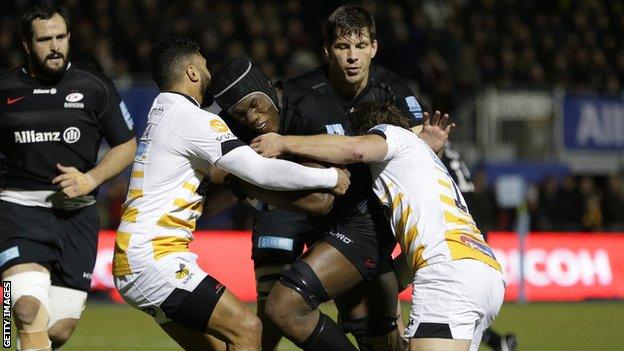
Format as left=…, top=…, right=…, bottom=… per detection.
left=563, top=95, right=624, bottom=151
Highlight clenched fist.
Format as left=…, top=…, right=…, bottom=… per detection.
left=331, top=167, right=351, bottom=196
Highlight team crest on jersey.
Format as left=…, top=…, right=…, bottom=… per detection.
left=175, top=263, right=190, bottom=279
left=64, top=93, right=84, bottom=108
left=325, top=124, right=345, bottom=135
left=210, top=119, right=230, bottom=133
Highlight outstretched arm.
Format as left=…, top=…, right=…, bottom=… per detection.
left=250, top=133, right=388, bottom=165
left=214, top=145, right=349, bottom=195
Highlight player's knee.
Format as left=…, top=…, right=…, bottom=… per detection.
left=341, top=316, right=370, bottom=337
left=14, top=296, right=41, bottom=325
left=230, top=312, right=262, bottom=346
left=264, top=287, right=295, bottom=328
left=48, top=318, right=78, bottom=348
left=278, top=261, right=329, bottom=310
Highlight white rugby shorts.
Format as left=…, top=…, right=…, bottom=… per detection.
left=114, top=252, right=208, bottom=324
left=404, top=259, right=505, bottom=351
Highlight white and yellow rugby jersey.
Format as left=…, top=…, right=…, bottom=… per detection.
left=113, top=92, right=244, bottom=276
left=367, top=124, right=501, bottom=273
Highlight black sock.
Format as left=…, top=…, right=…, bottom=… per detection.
left=298, top=313, right=358, bottom=351
left=354, top=335, right=372, bottom=351
left=482, top=328, right=502, bottom=349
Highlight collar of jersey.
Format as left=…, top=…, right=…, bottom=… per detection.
left=163, top=91, right=200, bottom=107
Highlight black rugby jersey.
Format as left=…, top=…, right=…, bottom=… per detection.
left=289, top=63, right=423, bottom=125
left=291, top=64, right=475, bottom=197
left=220, top=82, right=345, bottom=236
left=0, top=64, right=135, bottom=191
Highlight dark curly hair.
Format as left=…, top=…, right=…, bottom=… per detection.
left=349, top=102, right=411, bottom=135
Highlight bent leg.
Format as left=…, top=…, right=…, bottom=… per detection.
left=265, top=242, right=362, bottom=350
left=3, top=263, right=52, bottom=351
left=410, top=338, right=471, bottom=351
left=47, top=285, right=87, bottom=349
left=255, top=263, right=289, bottom=351
left=161, top=321, right=226, bottom=351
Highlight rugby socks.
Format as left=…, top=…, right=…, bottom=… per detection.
left=482, top=328, right=502, bottom=349
left=298, top=313, right=358, bottom=351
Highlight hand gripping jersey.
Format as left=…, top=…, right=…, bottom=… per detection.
left=113, top=92, right=244, bottom=276
left=367, top=124, right=501, bottom=273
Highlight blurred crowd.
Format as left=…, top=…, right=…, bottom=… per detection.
left=2, top=0, right=623, bottom=232
left=2, top=0, right=624, bottom=110
left=470, top=172, right=624, bottom=233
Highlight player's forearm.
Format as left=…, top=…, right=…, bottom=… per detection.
left=240, top=183, right=334, bottom=216
left=201, top=183, right=238, bottom=217
left=282, top=135, right=364, bottom=164
left=216, top=146, right=337, bottom=191
left=87, top=138, right=137, bottom=186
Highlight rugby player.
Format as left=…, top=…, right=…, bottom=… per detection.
left=293, top=6, right=518, bottom=349
left=210, top=58, right=450, bottom=351
left=112, top=37, right=349, bottom=351
left=251, top=102, right=505, bottom=351
left=0, top=3, right=136, bottom=350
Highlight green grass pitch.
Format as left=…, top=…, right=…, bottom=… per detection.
left=22, top=301, right=624, bottom=350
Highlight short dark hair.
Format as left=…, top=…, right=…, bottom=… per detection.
left=21, top=2, right=70, bottom=41
left=349, top=102, right=411, bottom=135
left=150, top=37, right=201, bottom=90
left=324, top=4, right=376, bottom=46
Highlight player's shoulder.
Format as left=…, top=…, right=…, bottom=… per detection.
left=284, top=80, right=330, bottom=107
left=69, top=63, right=119, bottom=93
left=370, top=63, right=408, bottom=88
left=287, top=65, right=329, bottom=90
left=0, top=68, right=24, bottom=87
left=369, top=123, right=414, bottom=141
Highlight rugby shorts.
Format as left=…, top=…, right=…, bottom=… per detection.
left=404, top=259, right=505, bottom=351
left=323, top=212, right=394, bottom=281
left=0, top=200, right=98, bottom=291
left=114, top=252, right=225, bottom=332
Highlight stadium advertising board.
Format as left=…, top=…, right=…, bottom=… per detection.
left=562, top=95, right=624, bottom=151
left=92, top=231, right=624, bottom=302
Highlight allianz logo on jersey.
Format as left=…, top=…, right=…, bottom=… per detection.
left=33, top=88, right=57, bottom=94
left=14, top=127, right=81, bottom=144
left=64, top=92, right=84, bottom=108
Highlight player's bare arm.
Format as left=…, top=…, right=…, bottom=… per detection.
left=52, top=137, right=137, bottom=198
left=251, top=132, right=388, bottom=164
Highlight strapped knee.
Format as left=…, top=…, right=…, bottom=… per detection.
left=279, top=261, right=329, bottom=309
left=18, top=330, right=51, bottom=351
left=47, top=286, right=87, bottom=329
left=340, top=316, right=370, bottom=336
left=5, top=272, right=51, bottom=319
